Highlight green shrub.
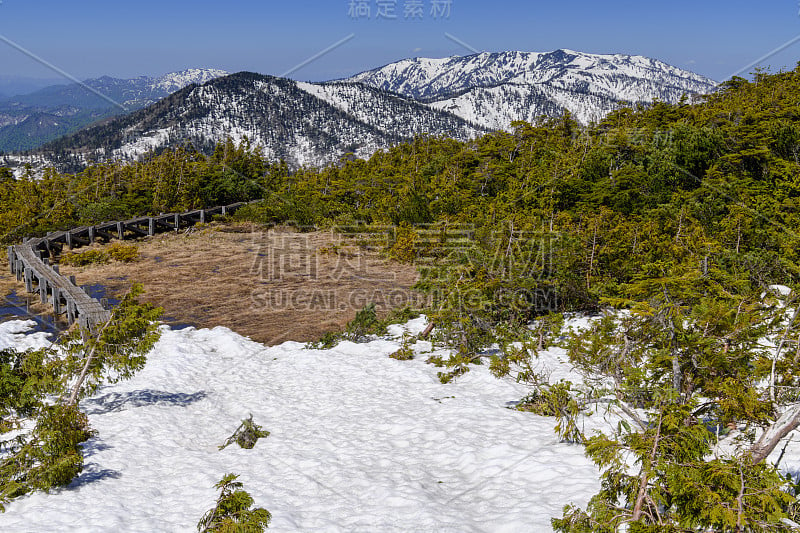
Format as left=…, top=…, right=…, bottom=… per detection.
left=517, top=382, right=585, bottom=443
left=306, top=303, right=388, bottom=349
left=198, top=474, right=271, bottom=532
left=389, top=342, right=415, bottom=361
left=219, top=415, right=270, bottom=450
left=0, top=283, right=162, bottom=512
left=59, top=243, right=138, bottom=266
left=0, top=348, right=61, bottom=428
left=59, top=249, right=109, bottom=267
left=344, top=303, right=381, bottom=342
left=388, top=224, right=419, bottom=263
left=106, top=242, right=139, bottom=263
left=0, top=404, right=95, bottom=510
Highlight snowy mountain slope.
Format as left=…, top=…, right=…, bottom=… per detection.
left=347, top=50, right=717, bottom=129
left=0, top=318, right=601, bottom=532
left=0, top=69, right=228, bottom=152
left=35, top=73, right=484, bottom=169
left=2, top=68, right=228, bottom=112
left=428, top=83, right=620, bottom=128
left=149, top=68, right=230, bottom=95
left=295, top=80, right=483, bottom=138
left=9, top=49, right=718, bottom=169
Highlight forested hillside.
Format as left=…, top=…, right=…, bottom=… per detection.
left=4, top=66, right=797, bottom=301
left=0, top=69, right=228, bottom=152
left=3, top=65, right=800, bottom=530
left=15, top=73, right=483, bottom=170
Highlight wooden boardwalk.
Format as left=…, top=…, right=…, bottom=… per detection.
left=7, top=202, right=250, bottom=331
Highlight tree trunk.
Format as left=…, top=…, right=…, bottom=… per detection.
left=750, top=405, right=800, bottom=464
left=65, top=310, right=117, bottom=406
left=633, top=411, right=662, bottom=521
left=771, top=302, right=799, bottom=402
left=587, top=223, right=598, bottom=292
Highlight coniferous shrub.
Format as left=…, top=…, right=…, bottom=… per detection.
left=218, top=415, right=270, bottom=450
left=389, top=337, right=415, bottom=361
left=306, top=303, right=387, bottom=348
left=344, top=303, right=380, bottom=342
left=0, top=404, right=95, bottom=510
left=0, top=283, right=162, bottom=511
left=388, top=224, right=419, bottom=263
left=197, top=474, right=271, bottom=532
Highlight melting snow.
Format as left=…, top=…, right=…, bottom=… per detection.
left=0, top=319, right=600, bottom=532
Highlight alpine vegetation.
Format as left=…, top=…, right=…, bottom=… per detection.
left=1, top=56, right=800, bottom=531
left=0, top=284, right=162, bottom=510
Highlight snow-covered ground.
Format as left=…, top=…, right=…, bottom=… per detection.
left=0, top=318, right=600, bottom=532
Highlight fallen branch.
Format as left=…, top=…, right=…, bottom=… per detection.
left=750, top=405, right=800, bottom=464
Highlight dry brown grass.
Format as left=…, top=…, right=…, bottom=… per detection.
left=52, top=224, right=421, bottom=345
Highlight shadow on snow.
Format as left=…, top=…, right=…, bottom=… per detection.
left=82, top=389, right=208, bottom=415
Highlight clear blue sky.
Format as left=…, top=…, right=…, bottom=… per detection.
left=0, top=0, right=798, bottom=86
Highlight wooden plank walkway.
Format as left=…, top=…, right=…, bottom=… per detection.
left=9, top=243, right=111, bottom=331
left=7, top=201, right=252, bottom=331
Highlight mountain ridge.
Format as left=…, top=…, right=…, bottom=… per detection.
left=6, top=49, right=718, bottom=171
left=0, top=69, right=228, bottom=152
left=345, top=49, right=717, bottom=127
left=19, top=72, right=484, bottom=171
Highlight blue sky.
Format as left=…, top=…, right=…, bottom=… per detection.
left=0, top=0, right=799, bottom=89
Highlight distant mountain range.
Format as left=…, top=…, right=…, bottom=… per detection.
left=345, top=50, right=717, bottom=128
left=20, top=73, right=483, bottom=171
left=3, top=50, right=718, bottom=171
left=0, top=69, right=228, bottom=152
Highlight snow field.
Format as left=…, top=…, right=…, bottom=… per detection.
left=0, top=318, right=601, bottom=532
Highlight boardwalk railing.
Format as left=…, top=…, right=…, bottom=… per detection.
left=7, top=202, right=250, bottom=331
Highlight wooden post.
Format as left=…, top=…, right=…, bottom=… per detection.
left=88, top=227, right=95, bottom=244
left=222, top=206, right=227, bottom=216
left=69, top=275, right=77, bottom=285
left=117, top=222, right=124, bottom=241
left=24, top=269, right=32, bottom=293
left=67, top=301, right=76, bottom=325
left=200, top=209, right=206, bottom=224
left=16, top=260, right=23, bottom=281
left=53, top=264, right=59, bottom=274
left=148, top=218, right=155, bottom=236
left=52, top=287, right=61, bottom=315
left=101, top=298, right=109, bottom=310
left=174, top=213, right=180, bottom=231
left=66, top=232, right=73, bottom=250
left=40, top=277, right=48, bottom=304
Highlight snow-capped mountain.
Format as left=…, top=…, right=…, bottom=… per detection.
left=7, top=49, right=719, bottom=171
left=0, top=69, right=228, bottom=152
left=148, top=69, right=230, bottom=96
left=29, top=72, right=484, bottom=170
left=346, top=50, right=717, bottom=127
